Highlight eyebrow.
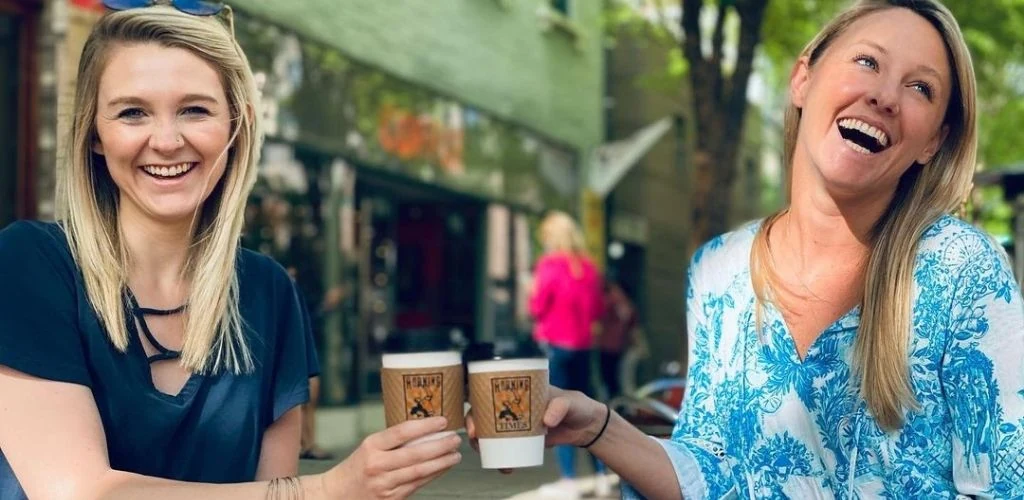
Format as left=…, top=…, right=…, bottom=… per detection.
left=105, top=93, right=221, bottom=107
left=854, top=39, right=944, bottom=81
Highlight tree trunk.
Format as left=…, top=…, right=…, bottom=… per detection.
left=682, top=0, right=769, bottom=255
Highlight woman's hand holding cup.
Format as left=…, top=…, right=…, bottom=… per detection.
left=535, top=386, right=608, bottom=447
left=466, top=386, right=607, bottom=472
left=322, top=416, right=462, bottom=499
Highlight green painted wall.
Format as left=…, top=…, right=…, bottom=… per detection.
left=231, top=0, right=605, bottom=153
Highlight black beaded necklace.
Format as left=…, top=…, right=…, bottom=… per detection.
left=125, top=290, right=188, bottom=364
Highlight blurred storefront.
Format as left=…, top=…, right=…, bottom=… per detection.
left=231, top=9, right=581, bottom=404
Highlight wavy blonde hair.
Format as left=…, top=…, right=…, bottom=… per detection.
left=750, top=0, right=977, bottom=430
left=538, top=211, right=590, bottom=278
left=56, top=5, right=263, bottom=374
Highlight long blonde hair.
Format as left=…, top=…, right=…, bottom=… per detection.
left=750, top=0, right=977, bottom=431
left=538, top=211, right=590, bottom=278
left=56, top=5, right=263, bottom=374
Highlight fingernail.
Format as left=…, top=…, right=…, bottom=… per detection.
left=454, top=452, right=462, bottom=462
left=437, top=417, right=448, bottom=429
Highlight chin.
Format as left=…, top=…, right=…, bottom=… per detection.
left=814, top=166, right=869, bottom=196
left=152, top=209, right=205, bottom=224
left=143, top=199, right=208, bottom=224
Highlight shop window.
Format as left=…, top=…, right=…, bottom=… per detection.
left=539, top=0, right=581, bottom=46
left=550, top=0, right=570, bottom=16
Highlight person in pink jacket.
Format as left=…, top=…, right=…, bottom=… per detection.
left=528, top=211, right=609, bottom=498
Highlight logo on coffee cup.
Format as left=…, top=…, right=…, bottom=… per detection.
left=492, top=376, right=531, bottom=433
left=403, top=373, right=443, bottom=420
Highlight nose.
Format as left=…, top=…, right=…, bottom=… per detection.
left=867, top=80, right=900, bottom=116
left=149, top=120, right=184, bottom=153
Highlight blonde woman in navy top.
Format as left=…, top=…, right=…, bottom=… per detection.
left=0, top=2, right=461, bottom=499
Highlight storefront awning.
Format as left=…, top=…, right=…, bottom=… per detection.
left=587, top=116, right=674, bottom=197
left=975, top=164, right=1024, bottom=202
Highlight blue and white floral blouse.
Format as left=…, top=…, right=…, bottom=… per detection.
left=624, top=216, right=1024, bottom=499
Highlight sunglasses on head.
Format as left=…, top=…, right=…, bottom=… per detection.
left=102, top=0, right=225, bottom=16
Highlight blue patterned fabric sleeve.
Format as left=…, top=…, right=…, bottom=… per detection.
left=941, top=231, right=1024, bottom=498
left=623, top=247, right=740, bottom=500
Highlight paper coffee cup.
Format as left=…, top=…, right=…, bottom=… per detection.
left=468, top=351, right=549, bottom=469
left=381, top=350, right=465, bottom=446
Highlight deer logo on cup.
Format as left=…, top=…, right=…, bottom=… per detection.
left=492, top=376, right=531, bottom=433
left=410, top=394, right=434, bottom=418
left=497, top=399, right=520, bottom=422
left=403, top=373, right=443, bottom=420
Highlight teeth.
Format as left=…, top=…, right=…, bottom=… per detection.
left=839, top=118, right=889, bottom=147
left=844, top=139, right=872, bottom=155
left=142, top=162, right=194, bottom=178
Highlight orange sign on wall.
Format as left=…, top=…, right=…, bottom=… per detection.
left=376, top=104, right=465, bottom=176
left=70, top=0, right=105, bottom=12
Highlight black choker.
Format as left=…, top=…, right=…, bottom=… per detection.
left=137, top=304, right=188, bottom=316
left=125, top=290, right=187, bottom=363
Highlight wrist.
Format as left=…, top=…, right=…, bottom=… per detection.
left=581, top=401, right=611, bottom=448
left=312, top=471, right=335, bottom=500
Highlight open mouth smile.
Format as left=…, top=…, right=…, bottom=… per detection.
left=140, top=162, right=198, bottom=180
left=837, top=118, right=891, bottom=155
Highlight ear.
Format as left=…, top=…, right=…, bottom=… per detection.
left=92, top=138, right=104, bottom=156
left=917, top=124, right=949, bottom=165
left=789, top=56, right=812, bottom=109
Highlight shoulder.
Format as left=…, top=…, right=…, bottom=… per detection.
left=237, top=247, right=297, bottom=297
left=690, top=220, right=760, bottom=277
left=0, top=220, right=75, bottom=275
left=536, top=253, right=561, bottom=267
left=535, top=254, right=566, bottom=274
left=0, top=220, right=68, bottom=252
left=914, top=216, right=1019, bottom=309
left=916, top=215, right=1012, bottom=277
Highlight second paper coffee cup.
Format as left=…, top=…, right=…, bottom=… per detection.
left=466, top=342, right=549, bottom=469
left=380, top=332, right=465, bottom=446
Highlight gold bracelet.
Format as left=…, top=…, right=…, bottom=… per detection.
left=289, top=477, right=305, bottom=500
left=265, top=478, right=280, bottom=500
left=265, top=477, right=304, bottom=500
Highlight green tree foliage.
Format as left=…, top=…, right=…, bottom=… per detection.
left=763, top=0, right=1024, bottom=169
left=606, top=0, right=1024, bottom=247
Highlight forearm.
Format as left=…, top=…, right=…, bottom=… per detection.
left=91, top=469, right=327, bottom=500
left=589, top=412, right=683, bottom=500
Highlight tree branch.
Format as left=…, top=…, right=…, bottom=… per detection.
left=681, top=0, right=704, bottom=73
left=683, top=0, right=717, bottom=150
left=724, top=0, right=768, bottom=145
left=652, top=0, right=670, bottom=32
left=710, top=0, right=728, bottom=101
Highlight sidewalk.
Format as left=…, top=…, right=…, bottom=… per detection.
left=299, top=403, right=622, bottom=499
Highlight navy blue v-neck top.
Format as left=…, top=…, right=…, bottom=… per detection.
left=0, top=221, right=320, bottom=499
